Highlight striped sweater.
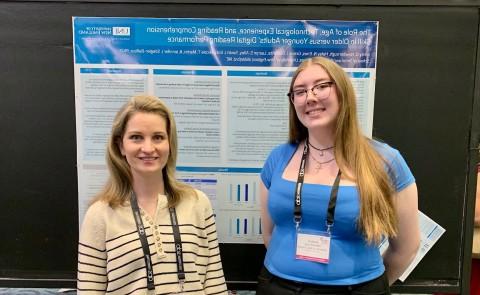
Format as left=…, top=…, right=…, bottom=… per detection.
left=77, top=190, right=228, bottom=295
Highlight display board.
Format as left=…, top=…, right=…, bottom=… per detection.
left=0, top=2, right=479, bottom=293
left=72, top=17, right=380, bottom=246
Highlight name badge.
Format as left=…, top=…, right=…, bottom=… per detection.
left=295, top=230, right=331, bottom=264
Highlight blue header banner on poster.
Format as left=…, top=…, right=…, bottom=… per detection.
left=80, top=68, right=148, bottom=74
left=153, top=69, right=222, bottom=76
left=176, top=166, right=262, bottom=173
left=227, top=70, right=293, bottom=77
left=73, top=18, right=378, bottom=68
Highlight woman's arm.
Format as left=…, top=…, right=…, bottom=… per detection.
left=202, top=209, right=228, bottom=295
left=260, top=181, right=274, bottom=248
left=383, top=183, right=420, bottom=285
left=77, top=202, right=108, bottom=294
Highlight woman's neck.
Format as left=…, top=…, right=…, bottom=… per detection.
left=132, top=173, right=165, bottom=204
left=307, top=128, right=335, bottom=149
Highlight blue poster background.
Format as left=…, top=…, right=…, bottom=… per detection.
left=73, top=18, right=378, bottom=68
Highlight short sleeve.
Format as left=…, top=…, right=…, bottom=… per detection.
left=261, top=144, right=294, bottom=189
left=261, top=150, right=276, bottom=189
left=374, top=141, right=415, bottom=192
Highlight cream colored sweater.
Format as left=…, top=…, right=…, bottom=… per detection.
left=77, top=190, right=228, bottom=295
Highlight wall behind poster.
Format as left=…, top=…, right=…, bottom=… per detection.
left=0, top=2, right=478, bottom=294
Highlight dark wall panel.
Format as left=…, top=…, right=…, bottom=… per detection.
left=0, top=2, right=478, bottom=293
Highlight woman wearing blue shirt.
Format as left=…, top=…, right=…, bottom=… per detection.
left=257, top=57, right=420, bottom=294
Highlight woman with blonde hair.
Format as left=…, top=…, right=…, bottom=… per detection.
left=77, top=94, right=228, bottom=295
left=257, top=57, right=420, bottom=294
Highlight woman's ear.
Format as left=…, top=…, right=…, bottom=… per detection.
left=117, top=138, right=125, bottom=156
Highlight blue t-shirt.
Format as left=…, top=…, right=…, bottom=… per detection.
left=261, top=140, right=415, bottom=285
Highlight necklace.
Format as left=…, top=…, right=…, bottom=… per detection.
left=308, top=141, right=334, bottom=156
left=309, top=152, right=335, bottom=172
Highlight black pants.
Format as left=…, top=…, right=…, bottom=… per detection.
left=256, top=266, right=391, bottom=295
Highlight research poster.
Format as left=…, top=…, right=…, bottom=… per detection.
left=73, top=17, right=378, bottom=244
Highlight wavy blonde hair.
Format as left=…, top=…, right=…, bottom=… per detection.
left=93, top=94, right=195, bottom=208
left=288, top=57, right=397, bottom=244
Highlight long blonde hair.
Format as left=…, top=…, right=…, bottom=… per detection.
left=288, top=57, right=397, bottom=244
left=93, top=94, right=195, bottom=208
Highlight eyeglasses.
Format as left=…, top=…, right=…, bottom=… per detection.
left=288, top=81, right=335, bottom=105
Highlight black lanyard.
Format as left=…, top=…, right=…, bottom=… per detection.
left=131, top=193, right=186, bottom=291
left=293, top=139, right=342, bottom=233
left=169, top=207, right=186, bottom=290
left=131, top=193, right=155, bottom=290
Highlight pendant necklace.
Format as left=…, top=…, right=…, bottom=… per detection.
left=308, top=141, right=335, bottom=156
left=309, top=152, right=335, bottom=172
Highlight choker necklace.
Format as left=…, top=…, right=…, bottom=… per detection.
left=309, top=152, right=335, bottom=172
left=308, top=141, right=335, bottom=156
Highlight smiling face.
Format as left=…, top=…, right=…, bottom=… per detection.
left=291, top=64, right=339, bottom=134
left=119, top=112, right=170, bottom=179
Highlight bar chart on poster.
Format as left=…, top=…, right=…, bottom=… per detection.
left=216, top=175, right=262, bottom=243
left=228, top=216, right=263, bottom=237
left=228, top=182, right=257, bottom=205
